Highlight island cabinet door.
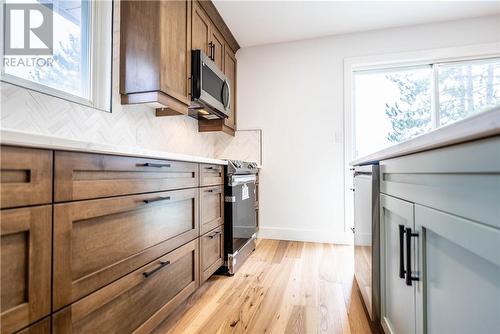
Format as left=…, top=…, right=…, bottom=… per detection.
left=380, top=194, right=416, bottom=334
left=52, top=240, right=199, bottom=334
left=200, top=225, right=224, bottom=283
left=0, top=206, right=52, bottom=334
left=414, top=205, right=500, bottom=334
left=53, top=188, right=199, bottom=310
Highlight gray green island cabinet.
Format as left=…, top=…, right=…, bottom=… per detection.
left=352, top=107, right=500, bottom=334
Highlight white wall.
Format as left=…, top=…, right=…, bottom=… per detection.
left=237, top=15, right=500, bottom=244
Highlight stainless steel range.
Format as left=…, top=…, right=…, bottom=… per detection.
left=223, top=160, right=258, bottom=275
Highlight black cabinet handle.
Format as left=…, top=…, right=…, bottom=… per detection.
left=143, top=196, right=171, bottom=204
left=208, top=42, right=214, bottom=60
left=143, top=260, right=170, bottom=278
left=212, top=44, right=216, bottom=61
left=399, top=224, right=405, bottom=279
left=405, top=227, right=419, bottom=286
left=205, top=188, right=222, bottom=194
left=205, top=166, right=220, bottom=171
left=208, top=231, right=221, bottom=239
left=139, top=162, right=171, bottom=168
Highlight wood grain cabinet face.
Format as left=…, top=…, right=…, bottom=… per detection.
left=223, top=48, right=237, bottom=130
left=54, top=151, right=199, bottom=202
left=200, top=225, right=224, bottom=283
left=0, top=146, right=52, bottom=209
left=0, top=206, right=52, bottom=334
left=199, top=164, right=224, bottom=187
left=191, top=1, right=211, bottom=55
left=120, top=0, right=192, bottom=113
left=14, top=317, right=51, bottom=334
left=210, top=28, right=225, bottom=70
left=200, top=185, right=224, bottom=235
left=53, top=188, right=199, bottom=310
left=52, top=240, right=199, bottom=334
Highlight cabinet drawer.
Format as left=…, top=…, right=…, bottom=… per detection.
left=53, top=240, right=199, bottom=334
left=199, top=164, right=224, bottom=187
left=380, top=136, right=500, bottom=229
left=200, top=185, right=224, bottom=235
left=1, top=146, right=52, bottom=208
left=14, top=317, right=50, bottom=334
left=54, top=151, right=199, bottom=201
left=53, top=188, right=199, bottom=310
left=1, top=206, right=52, bottom=334
left=200, top=226, right=224, bottom=283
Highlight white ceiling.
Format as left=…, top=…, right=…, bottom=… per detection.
left=213, top=1, right=500, bottom=48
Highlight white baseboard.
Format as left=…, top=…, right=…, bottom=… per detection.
left=257, top=226, right=351, bottom=245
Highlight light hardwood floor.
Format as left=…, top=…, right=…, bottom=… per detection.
left=153, top=239, right=377, bottom=334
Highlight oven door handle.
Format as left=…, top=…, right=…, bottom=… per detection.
left=229, top=174, right=257, bottom=186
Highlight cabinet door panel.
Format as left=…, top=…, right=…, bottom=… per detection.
left=200, top=185, right=224, bottom=235
left=415, top=205, right=500, bottom=334
left=1, top=206, right=52, bottom=334
left=380, top=194, right=416, bottom=334
left=160, top=0, right=191, bottom=104
left=192, top=2, right=210, bottom=54
left=211, top=28, right=224, bottom=70
left=223, top=48, right=236, bottom=130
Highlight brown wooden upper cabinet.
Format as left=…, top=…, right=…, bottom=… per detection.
left=121, top=0, right=239, bottom=134
left=120, top=0, right=191, bottom=116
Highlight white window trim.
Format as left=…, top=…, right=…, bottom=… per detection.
left=342, top=42, right=500, bottom=239
left=0, top=0, right=113, bottom=112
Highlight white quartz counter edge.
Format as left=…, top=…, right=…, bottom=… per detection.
left=351, top=107, right=500, bottom=166
left=0, top=129, right=228, bottom=165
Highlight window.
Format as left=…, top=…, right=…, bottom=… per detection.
left=1, top=0, right=112, bottom=111
left=353, top=57, right=500, bottom=158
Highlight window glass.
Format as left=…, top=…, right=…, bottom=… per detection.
left=438, top=58, right=500, bottom=126
left=353, top=66, right=432, bottom=158
left=4, top=0, right=91, bottom=99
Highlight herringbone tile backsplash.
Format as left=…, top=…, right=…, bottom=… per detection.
left=0, top=0, right=261, bottom=162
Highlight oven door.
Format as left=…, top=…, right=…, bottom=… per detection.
left=227, top=174, right=257, bottom=253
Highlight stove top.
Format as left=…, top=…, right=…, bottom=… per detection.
left=225, top=160, right=258, bottom=175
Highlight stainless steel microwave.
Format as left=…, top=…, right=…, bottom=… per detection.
left=189, top=50, right=231, bottom=120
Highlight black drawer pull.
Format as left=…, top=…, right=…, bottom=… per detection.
left=143, top=260, right=170, bottom=278
left=399, top=224, right=405, bottom=279
left=143, top=196, right=171, bottom=204
left=405, top=227, right=419, bottom=286
left=205, top=166, right=221, bottom=171
left=205, top=189, right=222, bottom=194
left=208, top=231, right=221, bottom=239
left=139, top=162, right=171, bottom=168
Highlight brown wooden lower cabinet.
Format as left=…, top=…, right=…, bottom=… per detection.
left=53, top=188, right=199, bottom=310
left=0, top=206, right=52, bottom=334
left=199, top=164, right=224, bottom=187
left=14, top=317, right=51, bottom=334
left=52, top=240, right=199, bottom=334
left=200, top=185, right=224, bottom=234
left=200, top=225, right=224, bottom=283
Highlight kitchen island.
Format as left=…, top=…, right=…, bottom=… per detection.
left=351, top=107, right=500, bottom=334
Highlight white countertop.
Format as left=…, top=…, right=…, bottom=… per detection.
left=0, top=129, right=228, bottom=165
left=351, top=107, right=500, bottom=166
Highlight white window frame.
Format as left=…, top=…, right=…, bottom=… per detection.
left=342, top=42, right=500, bottom=239
left=0, top=0, right=113, bottom=111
